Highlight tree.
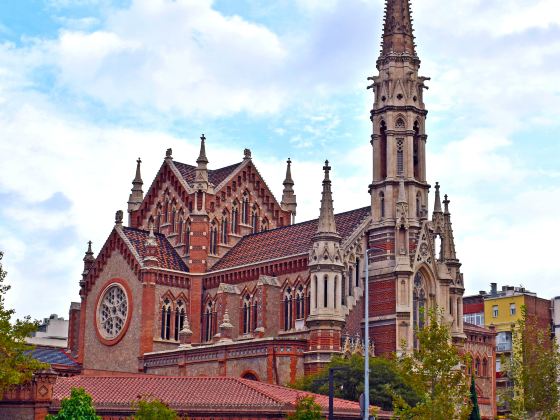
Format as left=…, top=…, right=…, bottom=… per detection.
left=291, top=354, right=419, bottom=411
left=392, top=307, right=471, bottom=420
left=46, top=387, right=100, bottom=420
left=469, top=376, right=481, bottom=420
left=133, top=396, right=178, bottom=420
left=286, top=395, right=322, bottom=420
left=503, top=305, right=560, bottom=419
left=0, top=251, right=47, bottom=393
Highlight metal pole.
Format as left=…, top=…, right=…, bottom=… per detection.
left=364, top=248, right=371, bottom=420
left=329, top=368, right=334, bottom=420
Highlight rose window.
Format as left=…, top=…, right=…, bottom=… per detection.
left=98, top=284, right=128, bottom=340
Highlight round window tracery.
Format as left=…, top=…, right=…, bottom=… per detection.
left=98, top=284, right=128, bottom=340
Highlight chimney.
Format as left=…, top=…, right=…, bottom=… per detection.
left=490, top=282, right=497, bottom=296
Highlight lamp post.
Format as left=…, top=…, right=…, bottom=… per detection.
left=363, top=247, right=376, bottom=420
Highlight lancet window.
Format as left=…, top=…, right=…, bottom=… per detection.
left=296, top=286, right=305, bottom=320
left=232, top=205, right=239, bottom=234
left=413, top=271, right=427, bottom=349
left=209, top=222, right=218, bottom=255
left=160, top=298, right=172, bottom=340
left=242, top=193, right=249, bottom=224
left=204, top=302, right=214, bottom=342
left=174, top=300, right=186, bottom=341
left=221, top=212, right=228, bottom=244
left=242, top=295, right=251, bottom=334
left=284, top=288, right=293, bottom=330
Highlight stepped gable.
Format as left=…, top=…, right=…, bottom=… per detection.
left=174, top=161, right=241, bottom=187
left=122, top=227, right=188, bottom=272
left=211, top=206, right=370, bottom=272
left=51, top=375, right=361, bottom=414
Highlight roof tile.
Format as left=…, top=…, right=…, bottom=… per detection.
left=211, top=206, right=370, bottom=272
left=174, top=161, right=241, bottom=187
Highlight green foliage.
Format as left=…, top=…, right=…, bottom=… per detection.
left=133, top=396, right=179, bottom=420
left=393, top=307, right=471, bottom=420
left=291, top=353, right=419, bottom=411
left=503, top=305, right=560, bottom=419
left=46, top=387, right=100, bottom=420
left=286, top=395, right=322, bottom=420
left=0, top=251, right=48, bottom=393
left=469, top=376, right=481, bottom=420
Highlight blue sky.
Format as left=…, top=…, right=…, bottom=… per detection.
left=0, top=0, right=559, bottom=320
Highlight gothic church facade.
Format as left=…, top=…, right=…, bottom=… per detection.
left=69, top=0, right=495, bottom=416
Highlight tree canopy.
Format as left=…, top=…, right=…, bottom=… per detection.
left=292, top=353, right=419, bottom=411
left=0, top=251, right=47, bottom=393
left=393, top=307, right=471, bottom=420
left=503, top=305, right=560, bottom=419
left=46, top=387, right=101, bottom=420
left=133, top=396, right=179, bottom=420
left=286, top=395, right=323, bottom=420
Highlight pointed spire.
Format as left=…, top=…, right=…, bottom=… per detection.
left=197, top=134, right=208, bottom=165
left=316, top=160, right=338, bottom=235
left=443, top=194, right=450, bottom=215
left=128, top=158, right=144, bottom=223
left=442, top=194, right=458, bottom=261
left=380, top=0, right=416, bottom=58
left=281, top=158, right=297, bottom=223
left=433, top=182, right=442, bottom=213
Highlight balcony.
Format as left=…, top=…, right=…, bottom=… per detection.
left=496, top=342, right=512, bottom=352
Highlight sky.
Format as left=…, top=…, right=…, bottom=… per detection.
left=0, top=0, right=559, bottom=321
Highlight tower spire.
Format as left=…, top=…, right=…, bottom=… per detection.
left=433, top=182, right=442, bottom=213
left=281, top=158, right=297, bottom=224
left=380, top=0, right=416, bottom=58
left=316, top=160, right=338, bottom=236
left=194, top=134, right=209, bottom=189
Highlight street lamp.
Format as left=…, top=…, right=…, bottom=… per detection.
left=363, top=247, right=377, bottom=420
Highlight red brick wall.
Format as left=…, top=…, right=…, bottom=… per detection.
left=370, top=278, right=396, bottom=317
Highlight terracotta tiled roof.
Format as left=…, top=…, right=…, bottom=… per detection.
left=174, top=161, right=241, bottom=187
left=464, top=322, right=495, bottom=335
left=122, top=227, right=188, bottom=272
left=211, top=206, right=370, bottom=272
left=51, top=375, right=361, bottom=414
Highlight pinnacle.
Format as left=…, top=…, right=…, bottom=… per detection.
left=197, top=134, right=209, bottom=165
left=433, top=182, right=442, bottom=213
left=379, top=0, right=416, bottom=58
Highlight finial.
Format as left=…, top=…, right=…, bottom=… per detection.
left=197, top=134, right=208, bottom=164
left=115, top=210, right=123, bottom=227
left=443, top=194, right=450, bottom=215
left=323, top=160, right=331, bottom=180
left=165, top=148, right=173, bottom=160
left=243, top=148, right=252, bottom=160
left=316, top=159, right=338, bottom=236
left=87, top=241, right=93, bottom=254
left=433, top=182, right=442, bottom=213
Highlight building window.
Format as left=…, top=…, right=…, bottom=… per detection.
left=510, top=303, right=516, bottom=316
left=341, top=275, right=346, bottom=306
left=242, top=194, right=249, bottom=224
left=204, top=303, right=214, bottom=342
left=232, top=206, right=239, bottom=234
left=416, top=192, right=422, bottom=218
left=174, top=300, right=186, bottom=341
left=475, top=358, right=481, bottom=376
left=177, top=217, right=183, bottom=243
left=463, top=312, right=484, bottom=326
left=209, top=222, right=218, bottom=255
left=355, top=259, right=360, bottom=287
left=251, top=210, right=258, bottom=233
left=396, top=138, right=404, bottom=175
left=155, top=211, right=162, bottom=233
left=284, top=288, right=293, bottom=330
left=184, top=221, right=191, bottom=253
left=492, top=305, right=499, bottom=318
left=323, top=276, right=328, bottom=308
left=252, top=300, right=258, bottom=331
left=380, top=192, right=385, bottom=218
left=413, top=271, right=426, bottom=349
left=482, top=358, right=488, bottom=377
left=313, top=276, right=318, bottom=309
left=296, top=286, right=305, bottom=319
left=243, top=295, right=251, bottom=334
left=163, top=199, right=169, bottom=223
left=171, top=207, right=176, bottom=232
left=161, top=298, right=171, bottom=340
left=221, top=214, right=228, bottom=244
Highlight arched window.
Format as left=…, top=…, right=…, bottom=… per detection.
left=395, top=118, right=405, bottom=129
left=341, top=275, right=346, bottom=306
left=323, top=276, right=328, bottom=308
left=284, top=288, right=293, bottom=330
left=313, top=276, right=318, bottom=309
left=204, top=302, right=214, bottom=342
left=155, top=208, right=162, bottom=233
left=177, top=216, right=183, bottom=243
left=209, top=222, right=218, bottom=255
left=174, top=300, right=186, bottom=341
left=413, top=272, right=426, bottom=349
left=380, top=192, right=385, bottom=219
left=242, top=295, right=251, bottom=335
left=251, top=208, right=258, bottom=234
left=475, top=358, right=481, bottom=376
left=221, top=213, right=228, bottom=244
left=482, top=358, right=488, bottom=377
left=242, top=193, right=249, bottom=224
left=334, top=276, right=338, bottom=308
left=252, top=299, right=258, bottom=331
left=171, top=206, right=176, bottom=232
left=348, top=267, right=353, bottom=296
left=296, top=286, right=304, bottom=320
left=232, top=205, right=239, bottom=234
left=184, top=221, right=191, bottom=254
left=355, top=259, right=360, bottom=288
left=163, top=199, right=170, bottom=223
left=396, top=138, right=404, bottom=175
left=380, top=120, right=387, bottom=178
left=161, top=298, right=171, bottom=340
left=413, top=121, right=420, bottom=179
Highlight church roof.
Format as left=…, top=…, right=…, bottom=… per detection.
left=211, top=206, right=370, bottom=272
left=174, top=161, right=242, bottom=187
left=26, top=347, right=79, bottom=367
left=51, top=375, right=362, bottom=415
left=121, top=227, right=188, bottom=272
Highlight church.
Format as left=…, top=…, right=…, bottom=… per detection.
left=65, top=0, right=496, bottom=417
